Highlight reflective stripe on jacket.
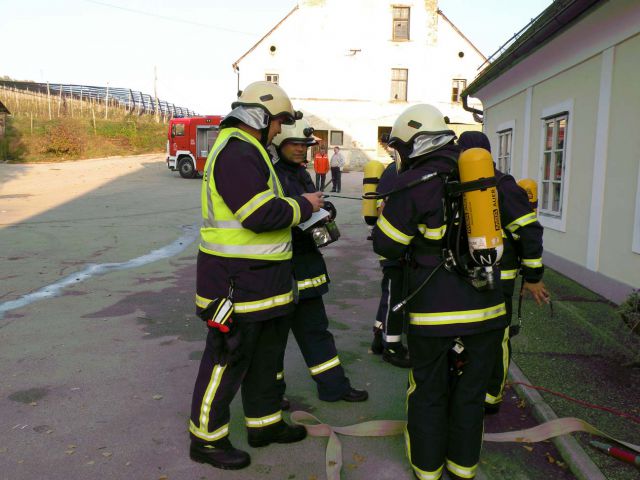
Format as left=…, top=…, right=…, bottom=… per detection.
left=372, top=148, right=507, bottom=337
left=200, top=128, right=294, bottom=261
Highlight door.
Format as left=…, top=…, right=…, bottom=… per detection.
left=195, top=126, right=219, bottom=171
left=310, top=129, right=328, bottom=160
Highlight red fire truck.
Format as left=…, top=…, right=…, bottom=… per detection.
left=166, top=115, right=222, bottom=178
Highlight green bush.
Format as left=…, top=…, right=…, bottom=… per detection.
left=41, top=120, right=83, bottom=156
left=618, top=289, right=640, bottom=334
left=0, top=117, right=27, bottom=161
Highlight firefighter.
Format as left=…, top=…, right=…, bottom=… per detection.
left=457, top=131, right=549, bottom=414
left=372, top=104, right=507, bottom=480
left=371, top=161, right=411, bottom=368
left=189, top=81, right=324, bottom=470
left=270, top=119, right=369, bottom=404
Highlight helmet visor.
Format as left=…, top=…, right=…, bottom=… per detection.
left=223, top=106, right=268, bottom=130
left=277, top=110, right=303, bottom=125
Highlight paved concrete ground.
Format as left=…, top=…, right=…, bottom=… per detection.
left=0, top=155, right=636, bottom=480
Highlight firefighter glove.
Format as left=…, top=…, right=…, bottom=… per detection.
left=207, top=324, right=244, bottom=367
left=199, top=298, right=243, bottom=367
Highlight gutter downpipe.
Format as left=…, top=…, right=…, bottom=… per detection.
left=462, top=93, right=484, bottom=124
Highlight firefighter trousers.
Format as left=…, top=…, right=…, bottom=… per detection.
left=189, top=315, right=290, bottom=443
left=485, top=294, right=514, bottom=407
left=406, top=329, right=503, bottom=479
left=375, top=265, right=405, bottom=344
left=277, top=296, right=350, bottom=401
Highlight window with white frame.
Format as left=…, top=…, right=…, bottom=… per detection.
left=496, top=128, right=512, bottom=173
left=392, top=6, right=410, bottom=41
left=451, top=79, right=466, bottom=103
left=540, top=113, right=568, bottom=217
left=391, top=68, right=408, bottom=101
left=265, top=73, right=279, bottom=85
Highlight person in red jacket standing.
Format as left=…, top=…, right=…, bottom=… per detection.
left=313, top=147, right=329, bottom=190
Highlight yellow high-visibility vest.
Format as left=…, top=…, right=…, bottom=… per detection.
left=199, top=127, right=300, bottom=261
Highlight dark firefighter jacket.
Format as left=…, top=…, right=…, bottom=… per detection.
left=495, top=170, right=544, bottom=297
left=377, top=162, right=402, bottom=269
left=372, top=146, right=507, bottom=337
left=195, top=128, right=313, bottom=322
left=273, top=151, right=330, bottom=299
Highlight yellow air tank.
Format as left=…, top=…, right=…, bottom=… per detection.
left=362, top=160, right=385, bottom=226
left=458, top=147, right=503, bottom=267
left=517, top=178, right=538, bottom=213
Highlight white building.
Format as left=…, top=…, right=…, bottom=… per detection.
left=232, top=0, right=485, bottom=167
left=463, top=0, right=640, bottom=303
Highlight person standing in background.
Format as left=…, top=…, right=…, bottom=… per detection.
left=314, top=147, right=329, bottom=191
left=271, top=119, right=369, bottom=406
left=330, top=146, right=345, bottom=192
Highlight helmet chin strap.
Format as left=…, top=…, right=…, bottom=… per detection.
left=260, top=119, right=271, bottom=147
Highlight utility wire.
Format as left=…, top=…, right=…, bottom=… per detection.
left=508, top=381, right=640, bottom=424
left=84, top=0, right=259, bottom=35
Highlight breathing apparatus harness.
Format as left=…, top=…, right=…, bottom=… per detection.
left=441, top=167, right=500, bottom=291
left=363, top=151, right=502, bottom=314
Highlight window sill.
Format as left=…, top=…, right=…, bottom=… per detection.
left=539, top=213, right=566, bottom=233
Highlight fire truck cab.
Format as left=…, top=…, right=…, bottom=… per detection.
left=166, top=115, right=222, bottom=179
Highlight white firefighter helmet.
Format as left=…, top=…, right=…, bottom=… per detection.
left=389, top=104, right=456, bottom=168
left=272, top=118, right=318, bottom=147
left=232, top=81, right=302, bottom=125
left=389, top=104, right=454, bottom=146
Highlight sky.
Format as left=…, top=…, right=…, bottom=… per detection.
left=0, top=0, right=553, bottom=114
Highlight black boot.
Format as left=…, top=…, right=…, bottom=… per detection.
left=247, top=421, right=307, bottom=448
left=371, top=327, right=383, bottom=355
left=340, top=387, right=369, bottom=402
left=189, top=437, right=250, bottom=470
left=383, top=343, right=411, bottom=368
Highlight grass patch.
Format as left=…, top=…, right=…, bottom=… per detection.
left=1, top=115, right=166, bottom=162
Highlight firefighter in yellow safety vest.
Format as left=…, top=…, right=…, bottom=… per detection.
left=188, top=81, right=324, bottom=471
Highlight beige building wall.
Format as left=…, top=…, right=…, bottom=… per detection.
left=481, top=91, right=526, bottom=178
left=234, top=0, right=485, bottom=168
left=527, top=56, right=601, bottom=266
left=600, top=33, right=640, bottom=286
left=470, top=0, right=640, bottom=300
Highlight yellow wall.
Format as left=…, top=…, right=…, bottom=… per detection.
left=528, top=55, right=601, bottom=266
left=482, top=91, right=526, bottom=178
left=600, top=34, right=640, bottom=286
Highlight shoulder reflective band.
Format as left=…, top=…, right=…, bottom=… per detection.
left=377, top=214, right=414, bottom=245
left=506, top=212, right=537, bottom=233
left=235, top=190, right=276, bottom=222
